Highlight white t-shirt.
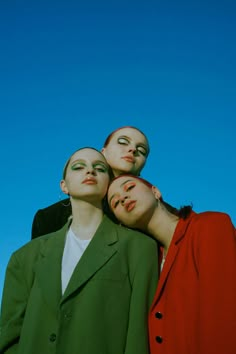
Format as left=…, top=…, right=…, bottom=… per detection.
left=61, top=227, right=92, bottom=294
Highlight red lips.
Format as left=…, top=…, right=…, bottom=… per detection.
left=82, top=177, right=97, bottom=184
left=122, top=155, right=135, bottom=163
left=124, top=200, right=136, bottom=211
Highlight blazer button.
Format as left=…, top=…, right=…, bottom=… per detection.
left=49, top=333, right=57, bottom=342
left=155, top=311, right=163, bottom=319
left=155, top=336, right=163, bottom=343
left=64, top=313, right=71, bottom=319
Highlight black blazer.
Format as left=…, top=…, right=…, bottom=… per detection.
left=31, top=198, right=118, bottom=239
left=31, top=199, right=72, bottom=239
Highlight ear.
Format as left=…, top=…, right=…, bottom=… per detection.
left=151, top=186, right=162, bottom=200
left=60, top=180, right=69, bottom=195
left=101, top=147, right=106, bottom=156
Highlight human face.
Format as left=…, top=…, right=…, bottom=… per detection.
left=61, top=148, right=110, bottom=202
left=101, top=127, right=149, bottom=177
left=107, top=176, right=159, bottom=229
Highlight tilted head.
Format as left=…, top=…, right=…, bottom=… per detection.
left=107, top=174, right=192, bottom=229
left=107, top=174, right=160, bottom=229
left=101, top=126, right=150, bottom=177
left=61, top=147, right=112, bottom=203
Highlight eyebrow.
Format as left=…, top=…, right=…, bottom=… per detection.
left=109, top=179, right=133, bottom=204
left=119, top=135, right=148, bottom=149
left=118, top=135, right=129, bottom=139
left=71, top=159, right=107, bottom=166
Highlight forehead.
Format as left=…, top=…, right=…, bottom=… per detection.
left=70, top=149, right=107, bottom=163
left=112, top=128, right=148, bottom=144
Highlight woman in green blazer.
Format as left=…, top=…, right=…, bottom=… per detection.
left=0, top=147, right=159, bottom=354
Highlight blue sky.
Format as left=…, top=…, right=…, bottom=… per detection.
left=0, top=0, right=235, bottom=299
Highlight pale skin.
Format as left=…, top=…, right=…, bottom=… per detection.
left=60, top=126, right=149, bottom=239
left=107, top=176, right=179, bottom=256
left=60, top=148, right=110, bottom=240
left=101, top=127, right=149, bottom=176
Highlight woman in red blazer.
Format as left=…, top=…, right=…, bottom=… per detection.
left=107, top=174, right=236, bottom=354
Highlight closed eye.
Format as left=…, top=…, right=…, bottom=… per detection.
left=137, top=145, right=148, bottom=156
left=111, top=198, right=120, bottom=209
left=118, top=137, right=129, bottom=145
left=94, top=165, right=107, bottom=173
left=126, top=185, right=134, bottom=191
left=124, top=182, right=136, bottom=192
left=71, top=164, right=84, bottom=170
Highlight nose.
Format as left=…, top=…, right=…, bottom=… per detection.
left=120, top=195, right=129, bottom=205
left=86, top=167, right=96, bottom=175
left=128, top=146, right=137, bottom=154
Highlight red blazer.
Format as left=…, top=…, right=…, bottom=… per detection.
left=149, top=211, right=236, bottom=354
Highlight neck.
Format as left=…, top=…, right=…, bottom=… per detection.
left=142, top=206, right=179, bottom=255
left=70, top=198, right=104, bottom=240
left=112, top=169, right=122, bottom=177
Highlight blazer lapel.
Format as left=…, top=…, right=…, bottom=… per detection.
left=61, top=216, right=118, bottom=305
left=151, top=242, right=180, bottom=308
left=35, top=224, right=68, bottom=314
left=151, top=214, right=195, bottom=310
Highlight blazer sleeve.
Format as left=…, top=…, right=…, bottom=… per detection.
left=125, top=239, right=159, bottom=354
left=196, top=213, right=236, bottom=354
left=31, top=199, right=72, bottom=239
left=0, top=253, right=29, bottom=354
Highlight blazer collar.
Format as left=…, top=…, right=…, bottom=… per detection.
left=151, top=211, right=196, bottom=310
left=34, top=223, right=68, bottom=314
left=35, top=216, right=118, bottom=312
left=61, top=216, right=118, bottom=304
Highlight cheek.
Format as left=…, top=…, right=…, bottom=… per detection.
left=109, top=205, right=120, bottom=217
left=137, top=156, right=146, bottom=166
left=101, top=179, right=110, bottom=191
left=114, top=207, right=128, bottom=223
left=112, top=145, right=125, bottom=155
left=104, top=150, right=118, bottom=165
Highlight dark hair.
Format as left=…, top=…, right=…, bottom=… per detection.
left=102, top=198, right=120, bottom=224
left=103, top=126, right=150, bottom=156
left=160, top=200, right=193, bottom=220
left=109, top=174, right=193, bottom=220
left=62, top=147, right=113, bottom=179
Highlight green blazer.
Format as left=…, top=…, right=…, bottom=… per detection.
left=0, top=216, right=159, bottom=354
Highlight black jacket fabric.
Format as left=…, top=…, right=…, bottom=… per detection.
left=31, top=199, right=72, bottom=239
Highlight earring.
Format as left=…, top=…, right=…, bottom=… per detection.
left=61, top=199, right=71, bottom=207
left=59, top=191, right=71, bottom=207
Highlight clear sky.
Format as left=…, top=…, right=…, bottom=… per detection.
left=0, top=0, right=235, bottom=299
